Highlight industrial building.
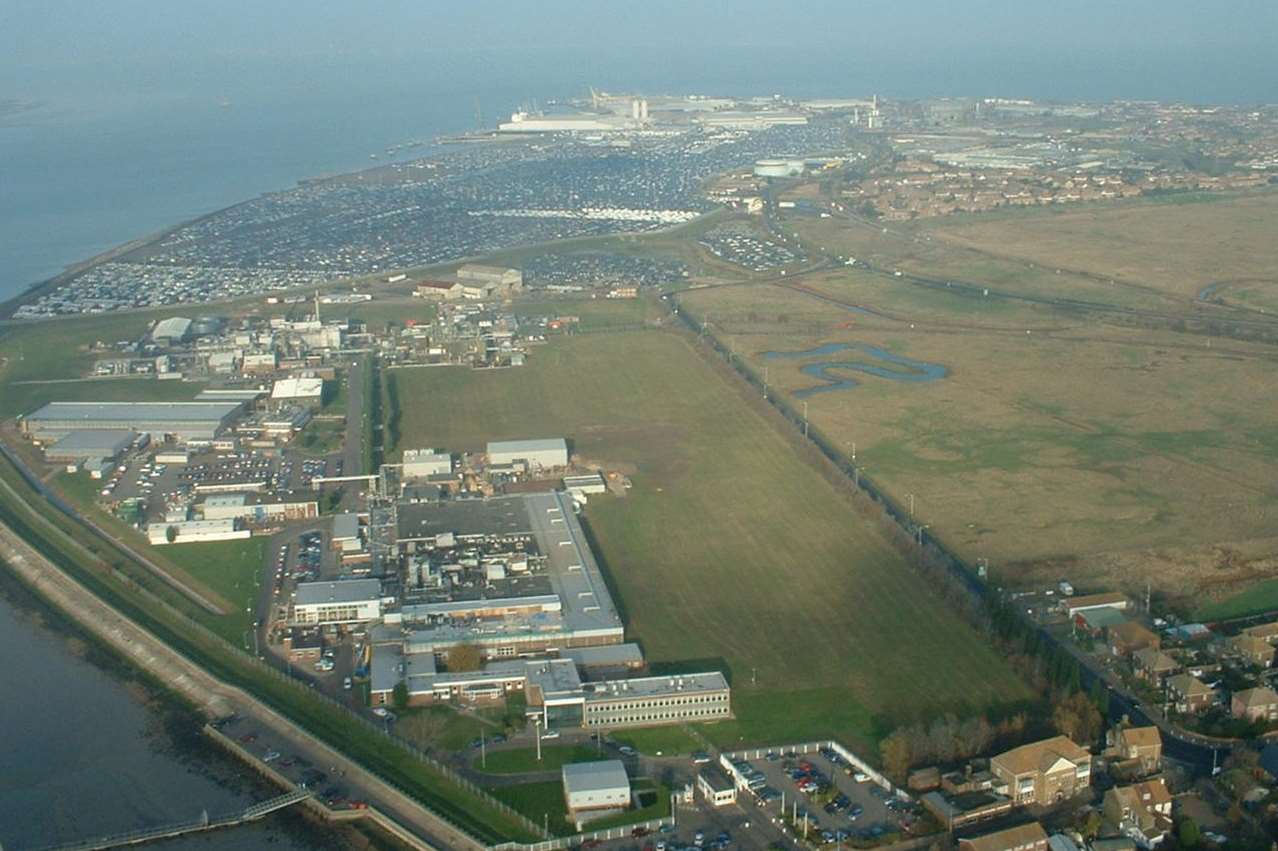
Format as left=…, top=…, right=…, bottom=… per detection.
left=562, top=761, right=631, bottom=830
left=394, top=492, right=624, bottom=658
left=486, top=438, right=568, bottom=470
left=23, top=401, right=243, bottom=442
left=401, top=449, right=452, bottom=479
left=270, top=377, right=324, bottom=405
left=754, top=159, right=806, bottom=178
left=147, top=518, right=251, bottom=545
left=43, top=429, right=138, bottom=464
left=151, top=316, right=193, bottom=344
left=198, top=494, right=318, bottom=523
left=291, top=579, right=384, bottom=626
left=368, top=645, right=729, bottom=730
left=455, top=264, right=523, bottom=299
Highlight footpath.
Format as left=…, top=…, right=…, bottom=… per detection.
left=0, top=518, right=481, bottom=851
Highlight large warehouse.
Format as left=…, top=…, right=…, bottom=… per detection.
left=43, top=429, right=138, bottom=463
left=23, top=401, right=242, bottom=442
left=487, top=438, right=568, bottom=470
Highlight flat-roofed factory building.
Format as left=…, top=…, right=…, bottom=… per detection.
left=43, top=429, right=138, bottom=464
left=23, top=401, right=243, bottom=442
left=487, top=438, right=568, bottom=471
left=401, top=449, right=452, bottom=479
left=562, top=761, right=631, bottom=830
left=292, top=579, right=384, bottom=626
left=394, top=492, right=624, bottom=658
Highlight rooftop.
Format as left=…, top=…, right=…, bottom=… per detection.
left=959, top=822, right=1048, bottom=851
left=562, top=760, right=630, bottom=796
left=271, top=377, right=324, bottom=399
left=582, top=672, right=729, bottom=702
left=992, top=735, right=1089, bottom=776
left=47, top=429, right=137, bottom=453
left=27, top=401, right=242, bottom=424
left=487, top=438, right=567, bottom=456
left=294, top=578, right=382, bottom=607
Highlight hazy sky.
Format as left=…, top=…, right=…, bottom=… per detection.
left=4, top=0, right=1275, bottom=69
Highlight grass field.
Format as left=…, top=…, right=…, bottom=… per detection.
left=929, top=190, right=1278, bottom=302
left=387, top=324, right=1033, bottom=745
left=681, top=192, right=1278, bottom=609
left=487, top=781, right=573, bottom=835
left=478, top=744, right=600, bottom=774
left=160, top=538, right=270, bottom=642
left=610, top=726, right=703, bottom=756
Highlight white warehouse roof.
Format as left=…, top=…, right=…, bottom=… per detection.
left=562, top=760, right=631, bottom=807
left=271, top=378, right=324, bottom=400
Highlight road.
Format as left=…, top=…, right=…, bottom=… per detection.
left=344, top=359, right=367, bottom=481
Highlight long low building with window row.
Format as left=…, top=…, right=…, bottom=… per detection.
left=369, top=649, right=730, bottom=731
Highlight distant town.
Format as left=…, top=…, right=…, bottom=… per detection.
left=11, top=92, right=1276, bottom=319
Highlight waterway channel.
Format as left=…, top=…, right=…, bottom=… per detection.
left=0, top=571, right=353, bottom=851
left=763, top=342, right=947, bottom=397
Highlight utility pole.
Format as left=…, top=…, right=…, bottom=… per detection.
left=535, top=716, right=542, bottom=762
left=762, top=366, right=768, bottom=400
left=481, top=730, right=487, bottom=769
left=907, top=493, right=915, bottom=519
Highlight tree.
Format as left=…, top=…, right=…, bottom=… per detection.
left=1178, top=817, right=1201, bottom=848
left=392, top=681, right=409, bottom=711
left=448, top=643, right=482, bottom=672
left=880, top=731, right=913, bottom=783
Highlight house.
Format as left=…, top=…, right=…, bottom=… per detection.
left=1109, top=621, right=1160, bottom=657
left=1242, top=621, right=1278, bottom=642
left=1233, top=633, right=1276, bottom=668
left=1132, top=648, right=1179, bottom=683
left=1166, top=674, right=1214, bottom=713
left=1102, top=778, right=1173, bottom=848
left=957, top=821, right=1049, bottom=851
left=1077, top=607, right=1128, bottom=635
left=990, top=736, right=1092, bottom=806
left=1231, top=686, right=1278, bottom=722
left=1109, top=725, right=1163, bottom=777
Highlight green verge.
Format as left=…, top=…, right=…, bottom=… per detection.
left=477, top=744, right=600, bottom=775
left=1196, top=581, right=1278, bottom=623
left=610, top=726, right=703, bottom=756
left=0, top=453, right=535, bottom=844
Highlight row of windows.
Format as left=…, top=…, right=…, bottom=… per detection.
left=587, top=706, right=729, bottom=725
left=590, top=693, right=728, bottom=710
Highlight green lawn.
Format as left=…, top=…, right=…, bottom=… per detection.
left=478, top=744, right=600, bottom=775
left=1197, top=581, right=1278, bottom=622
left=610, top=726, right=703, bottom=756
left=387, top=328, right=1033, bottom=745
left=487, top=781, right=573, bottom=836
left=398, top=701, right=524, bottom=752
left=160, top=537, right=270, bottom=642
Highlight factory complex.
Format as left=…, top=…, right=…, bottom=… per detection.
left=312, top=469, right=731, bottom=733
